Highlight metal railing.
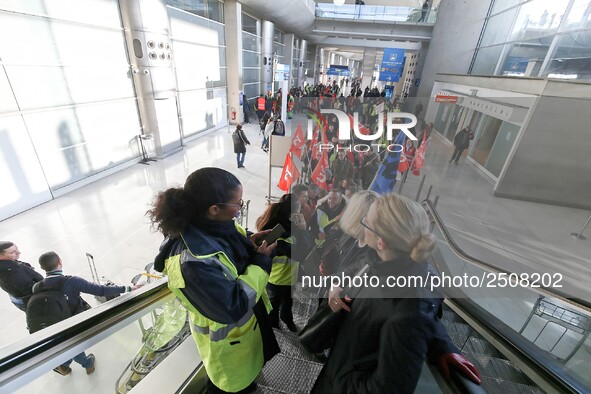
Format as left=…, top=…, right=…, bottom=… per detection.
left=315, top=4, right=438, bottom=24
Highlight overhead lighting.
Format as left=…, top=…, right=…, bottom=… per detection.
left=333, top=0, right=346, bottom=5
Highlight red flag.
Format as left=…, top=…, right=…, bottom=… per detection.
left=398, top=144, right=415, bottom=173
left=347, top=114, right=370, bottom=136
left=311, top=151, right=330, bottom=190
left=289, top=124, right=306, bottom=159
left=278, top=154, right=300, bottom=191
left=411, top=133, right=428, bottom=175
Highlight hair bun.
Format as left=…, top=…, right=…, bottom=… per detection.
left=410, top=233, right=436, bottom=262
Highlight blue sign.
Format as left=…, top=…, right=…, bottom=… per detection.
left=326, top=64, right=350, bottom=76
left=502, top=56, right=528, bottom=75
left=379, top=48, right=405, bottom=82
left=384, top=85, right=394, bottom=98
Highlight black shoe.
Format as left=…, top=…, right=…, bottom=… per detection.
left=455, top=161, right=459, bottom=165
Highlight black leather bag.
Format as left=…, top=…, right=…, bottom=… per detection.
left=298, top=264, right=371, bottom=354
left=298, top=302, right=346, bottom=354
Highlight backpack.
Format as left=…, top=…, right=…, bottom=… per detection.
left=232, top=130, right=243, bottom=145
left=26, top=276, right=72, bottom=334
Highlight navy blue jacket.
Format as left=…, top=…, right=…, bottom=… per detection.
left=0, top=260, right=43, bottom=298
left=36, top=271, right=127, bottom=314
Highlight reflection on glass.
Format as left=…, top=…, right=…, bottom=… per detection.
left=508, top=0, right=567, bottom=42
left=471, top=45, right=504, bottom=75
left=543, top=31, right=591, bottom=80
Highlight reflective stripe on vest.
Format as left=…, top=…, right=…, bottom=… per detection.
left=268, top=237, right=298, bottom=286
left=257, top=97, right=266, bottom=110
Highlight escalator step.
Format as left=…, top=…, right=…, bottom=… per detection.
left=256, top=354, right=324, bottom=394
left=470, top=355, right=535, bottom=385
left=273, top=328, right=323, bottom=363
left=463, top=336, right=504, bottom=358
left=440, top=319, right=472, bottom=349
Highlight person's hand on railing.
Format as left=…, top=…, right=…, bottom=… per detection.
left=439, top=353, right=482, bottom=385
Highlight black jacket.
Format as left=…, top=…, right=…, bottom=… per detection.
left=312, top=258, right=459, bottom=394
left=0, top=260, right=43, bottom=299
left=233, top=129, right=250, bottom=154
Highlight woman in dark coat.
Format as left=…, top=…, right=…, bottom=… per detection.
left=233, top=124, right=250, bottom=168
left=313, top=193, right=481, bottom=393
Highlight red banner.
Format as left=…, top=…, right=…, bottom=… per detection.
left=278, top=153, right=300, bottom=191
left=289, top=124, right=306, bottom=159
left=311, top=151, right=330, bottom=190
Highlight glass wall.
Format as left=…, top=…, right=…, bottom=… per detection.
left=168, top=6, right=228, bottom=139
left=0, top=0, right=141, bottom=218
left=242, top=13, right=261, bottom=104
left=470, top=0, right=591, bottom=80
left=166, top=0, right=224, bottom=23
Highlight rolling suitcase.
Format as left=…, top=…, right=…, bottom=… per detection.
left=86, top=252, right=120, bottom=303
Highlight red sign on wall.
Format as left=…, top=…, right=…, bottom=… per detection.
left=434, top=94, right=458, bottom=103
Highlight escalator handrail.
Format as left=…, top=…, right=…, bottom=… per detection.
left=447, top=297, right=588, bottom=394
left=422, top=199, right=591, bottom=311
left=0, top=279, right=171, bottom=383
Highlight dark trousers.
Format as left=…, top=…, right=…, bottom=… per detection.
left=266, top=283, right=294, bottom=327
left=451, top=146, right=466, bottom=163
left=243, top=110, right=250, bottom=124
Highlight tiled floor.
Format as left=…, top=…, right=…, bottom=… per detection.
left=1, top=114, right=590, bottom=392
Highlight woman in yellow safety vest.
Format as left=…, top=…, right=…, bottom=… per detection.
left=255, top=194, right=305, bottom=333
left=149, top=167, right=279, bottom=394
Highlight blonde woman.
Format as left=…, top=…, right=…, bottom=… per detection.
left=313, top=193, right=481, bottom=393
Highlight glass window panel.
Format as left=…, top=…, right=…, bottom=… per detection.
left=0, top=14, right=129, bottom=65
left=242, top=32, right=259, bottom=52
left=480, top=10, right=518, bottom=47
left=0, top=70, right=19, bottom=113
left=499, top=36, right=553, bottom=76
left=491, top=0, right=523, bottom=15
left=565, top=0, right=591, bottom=26
left=542, top=32, right=591, bottom=80
left=242, top=50, right=261, bottom=67
left=23, top=100, right=141, bottom=189
left=242, top=14, right=258, bottom=35
left=4, top=65, right=135, bottom=110
left=274, top=43, right=285, bottom=58
left=243, top=83, right=261, bottom=101
left=0, top=115, right=52, bottom=219
left=208, top=20, right=225, bottom=46
left=174, top=42, right=220, bottom=90
left=243, top=68, right=260, bottom=84
left=471, top=45, right=504, bottom=75
left=207, top=0, right=224, bottom=23
left=169, top=10, right=221, bottom=47
left=0, top=0, right=122, bottom=28
left=508, top=0, right=568, bottom=42
left=212, top=68, right=227, bottom=87
left=219, top=47, right=227, bottom=67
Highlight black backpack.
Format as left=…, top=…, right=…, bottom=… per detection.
left=26, top=276, right=72, bottom=334
left=232, top=130, right=243, bottom=145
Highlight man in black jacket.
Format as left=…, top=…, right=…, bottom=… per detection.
left=35, top=251, right=141, bottom=376
left=0, top=241, right=43, bottom=311
left=450, top=126, right=473, bottom=165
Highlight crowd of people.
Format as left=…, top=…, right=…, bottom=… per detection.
left=146, top=163, right=482, bottom=393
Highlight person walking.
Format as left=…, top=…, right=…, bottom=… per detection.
left=0, top=241, right=43, bottom=312
left=242, top=94, right=251, bottom=124
left=450, top=126, right=474, bottom=165
left=256, top=94, right=266, bottom=121
left=31, top=251, right=140, bottom=376
left=417, top=0, right=429, bottom=22
left=232, top=124, right=250, bottom=168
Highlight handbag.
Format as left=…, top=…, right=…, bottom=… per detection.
left=298, top=264, right=371, bottom=354
left=298, top=301, right=346, bottom=354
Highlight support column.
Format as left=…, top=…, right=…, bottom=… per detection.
left=224, top=0, right=243, bottom=125
left=284, top=33, right=295, bottom=90
left=261, top=21, right=274, bottom=94
left=119, top=0, right=181, bottom=157
left=317, top=47, right=325, bottom=85
left=297, top=39, right=307, bottom=88
left=361, top=47, right=377, bottom=90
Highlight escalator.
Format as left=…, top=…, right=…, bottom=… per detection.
left=1, top=200, right=590, bottom=393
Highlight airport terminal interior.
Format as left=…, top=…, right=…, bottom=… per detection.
left=1, top=0, right=591, bottom=393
